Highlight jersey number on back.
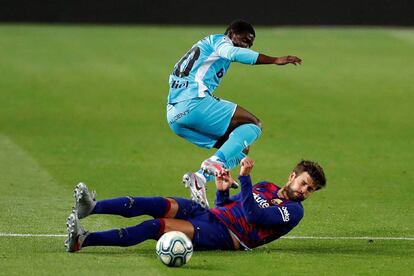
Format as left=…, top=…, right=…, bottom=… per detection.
left=173, top=46, right=201, bottom=77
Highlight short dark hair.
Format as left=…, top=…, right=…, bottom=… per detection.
left=293, top=160, right=326, bottom=190
left=224, top=19, right=255, bottom=37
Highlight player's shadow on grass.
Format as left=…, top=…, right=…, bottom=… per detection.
left=85, top=253, right=228, bottom=271
left=80, top=248, right=154, bottom=256
left=172, top=263, right=223, bottom=271
left=79, top=249, right=230, bottom=271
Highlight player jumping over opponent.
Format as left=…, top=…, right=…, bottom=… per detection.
left=166, top=19, right=302, bottom=207
left=65, top=157, right=325, bottom=252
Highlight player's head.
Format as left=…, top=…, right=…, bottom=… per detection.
left=284, top=160, right=326, bottom=201
left=225, top=19, right=255, bottom=48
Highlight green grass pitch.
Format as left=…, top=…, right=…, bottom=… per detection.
left=0, top=25, right=413, bottom=275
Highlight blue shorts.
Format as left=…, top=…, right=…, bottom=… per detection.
left=166, top=95, right=237, bottom=149
left=172, top=197, right=234, bottom=250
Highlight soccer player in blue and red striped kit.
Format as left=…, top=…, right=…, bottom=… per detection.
left=65, top=157, right=326, bottom=252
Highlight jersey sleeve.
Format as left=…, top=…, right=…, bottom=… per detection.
left=215, top=190, right=242, bottom=206
left=214, top=36, right=259, bottom=65
left=238, top=175, right=304, bottom=226
left=215, top=190, right=230, bottom=207
left=250, top=203, right=304, bottom=226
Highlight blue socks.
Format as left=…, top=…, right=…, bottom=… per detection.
left=82, top=219, right=163, bottom=247
left=82, top=197, right=169, bottom=248
left=91, top=196, right=170, bottom=218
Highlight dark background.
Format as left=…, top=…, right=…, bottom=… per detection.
left=0, top=0, right=413, bottom=26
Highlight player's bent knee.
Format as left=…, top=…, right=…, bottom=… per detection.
left=245, top=118, right=262, bottom=131
left=256, top=119, right=263, bottom=130
left=163, top=218, right=195, bottom=240
left=164, top=198, right=179, bottom=218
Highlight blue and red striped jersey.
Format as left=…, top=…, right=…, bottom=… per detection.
left=209, top=176, right=304, bottom=249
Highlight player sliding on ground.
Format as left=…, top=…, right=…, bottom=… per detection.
left=166, top=19, right=302, bottom=208
left=65, top=157, right=326, bottom=252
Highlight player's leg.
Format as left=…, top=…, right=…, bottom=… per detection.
left=167, top=99, right=223, bottom=206
left=214, top=104, right=262, bottom=148
left=65, top=211, right=194, bottom=252
left=82, top=219, right=194, bottom=248
left=208, top=104, right=262, bottom=169
left=201, top=104, right=262, bottom=176
left=91, top=196, right=172, bottom=217
left=169, top=117, right=214, bottom=206
left=167, top=96, right=262, bottom=172
left=171, top=197, right=209, bottom=220
left=74, top=183, right=174, bottom=219
left=161, top=197, right=235, bottom=250
left=167, top=96, right=260, bottom=202
left=167, top=98, right=221, bottom=149
left=65, top=198, right=233, bottom=252
left=169, top=96, right=239, bottom=176
left=89, top=197, right=203, bottom=245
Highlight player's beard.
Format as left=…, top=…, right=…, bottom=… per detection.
left=285, top=185, right=304, bottom=201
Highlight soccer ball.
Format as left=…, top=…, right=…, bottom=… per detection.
left=156, top=231, right=193, bottom=267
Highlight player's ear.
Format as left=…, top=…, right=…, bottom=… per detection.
left=288, top=172, right=296, bottom=182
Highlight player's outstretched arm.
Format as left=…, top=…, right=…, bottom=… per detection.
left=255, top=54, right=302, bottom=65
left=238, top=157, right=266, bottom=223
left=239, top=159, right=303, bottom=226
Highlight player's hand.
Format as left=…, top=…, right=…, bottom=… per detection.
left=275, top=56, right=302, bottom=65
left=240, top=157, right=254, bottom=176
left=215, top=169, right=235, bottom=191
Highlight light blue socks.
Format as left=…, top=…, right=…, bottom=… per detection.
left=199, top=124, right=261, bottom=182
left=215, top=123, right=261, bottom=164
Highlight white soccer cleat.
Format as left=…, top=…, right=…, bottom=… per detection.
left=65, top=211, right=88, bottom=252
left=182, top=173, right=209, bottom=208
left=74, top=182, right=96, bottom=219
left=201, top=158, right=226, bottom=176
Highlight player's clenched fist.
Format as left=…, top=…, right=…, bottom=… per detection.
left=240, top=157, right=254, bottom=176
left=215, top=169, right=235, bottom=191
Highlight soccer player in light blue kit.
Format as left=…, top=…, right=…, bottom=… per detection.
left=167, top=20, right=302, bottom=207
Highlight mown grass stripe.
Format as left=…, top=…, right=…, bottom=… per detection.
left=1, top=233, right=413, bottom=240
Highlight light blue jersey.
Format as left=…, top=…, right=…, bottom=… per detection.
left=168, top=34, right=259, bottom=104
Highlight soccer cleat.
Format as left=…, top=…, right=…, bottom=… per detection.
left=201, top=158, right=226, bottom=176
left=65, top=211, right=88, bottom=252
left=182, top=173, right=209, bottom=208
left=74, top=182, right=96, bottom=219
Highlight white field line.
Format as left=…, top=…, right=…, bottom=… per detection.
left=0, top=233, right=413, bottom=240
left=283, top=236, right=414, bottom=241
left=0, top=233, right=66, bottom=237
